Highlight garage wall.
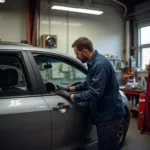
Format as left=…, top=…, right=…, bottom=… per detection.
left=0, top=0, right=125, bottom=59
left=0, top=0, right=26, bottom=42
left=39, top=0, right=125, bottom=59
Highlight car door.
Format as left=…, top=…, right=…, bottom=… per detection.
left=0, top=51, right=51, bottom=150
left=28, top=51, right=95, bottom=150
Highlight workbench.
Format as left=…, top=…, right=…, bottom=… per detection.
left=120, top=88, right=144, bottom=96
left=120, top=87, right=145, bottom=112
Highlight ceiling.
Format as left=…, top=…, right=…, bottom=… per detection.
left=116, top=0, right=148, bottom=14
left=120, top=0, right=148, bottom=7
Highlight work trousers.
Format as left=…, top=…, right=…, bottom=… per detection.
left=96, top=119, right=122, bottom=150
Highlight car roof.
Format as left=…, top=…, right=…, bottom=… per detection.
left=0, top=41, right=60, bottom=52
left=0, top=42, right=87, bottom=70
left=0, top=41, right=71, bottom=57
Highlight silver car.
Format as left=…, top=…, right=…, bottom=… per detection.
left=0, top=42, right=130, bottom=150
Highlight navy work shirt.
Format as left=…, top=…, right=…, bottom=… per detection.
left=74, top=50, right=125, bottom=125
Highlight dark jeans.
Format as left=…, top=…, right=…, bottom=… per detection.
left=96, top=119, right=122, bottom=150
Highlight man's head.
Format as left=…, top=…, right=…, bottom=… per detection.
left=72, top=37, right=94, bottom=63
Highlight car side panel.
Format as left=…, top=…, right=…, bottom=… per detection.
left=43, top=95, right=92, bottom=150
left=0, top=96, right=51, bottom=150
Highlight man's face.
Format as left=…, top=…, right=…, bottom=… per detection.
left=74, top=47, right=88, bottom=63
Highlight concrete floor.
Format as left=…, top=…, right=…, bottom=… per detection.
left=122, top=118, right=150, bottom=150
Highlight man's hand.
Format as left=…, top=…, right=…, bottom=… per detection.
left=56, top=86, right=70, bottom=92
left=56, top=90, right=70, bottom=100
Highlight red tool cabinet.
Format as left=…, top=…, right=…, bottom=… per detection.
left=144, top=64, right=150, bottom=133
left=138, top=93, right=146, bottom=131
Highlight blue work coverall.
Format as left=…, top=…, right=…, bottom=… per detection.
left=74, top=50, right=125, bottom=150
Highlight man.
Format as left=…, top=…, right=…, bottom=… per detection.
left=57, top=37, right=125, bottom=150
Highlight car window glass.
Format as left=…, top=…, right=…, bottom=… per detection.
left=33, top=55, right=86, bottom=92
left=0, top=55, right=31, bottom=97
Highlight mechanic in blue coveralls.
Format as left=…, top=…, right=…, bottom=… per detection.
left=57, top=37, right=125, bottom=150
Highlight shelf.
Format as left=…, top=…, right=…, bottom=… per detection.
left=137, top=70, right=148, bottom=73
left=120, top=88, right=144, bottom=96
left=130, top=108, right=139, bottom=112
left=108, top=58, right=119, bottom=61
left=115, top=70, right=121, bottom=73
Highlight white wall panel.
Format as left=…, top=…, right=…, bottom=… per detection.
left=39, top=0, right=124, bottom=59
left=0, top=0, right=124, bottom=60
left=0, top=0, right=26, bottom=42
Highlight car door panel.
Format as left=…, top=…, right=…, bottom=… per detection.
left=0, top=97, right=51, bottom=150
left=72, top=97, right=98, bottom=150
left=43, top=95, right=90, bottom=150
left=0, top=51, right=52, bottom=150
left=28, top=52, right=97, bottom=150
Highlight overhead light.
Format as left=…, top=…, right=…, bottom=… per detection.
left=51, top=4, right=103, bottom=15
left=0, top=0, right=5, bottom=3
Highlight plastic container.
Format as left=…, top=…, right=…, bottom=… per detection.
left=133, top=97, right=137, bottom=109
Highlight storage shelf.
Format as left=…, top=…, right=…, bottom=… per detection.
left=137, top=70, right=148, bottom=73
left=120, top=88, right=144, bottom=96
left=108, top=58, right=120, bottom=61
left=130, top=108, right=139, bottom=112
left=115, top=70, right=121, bottom=73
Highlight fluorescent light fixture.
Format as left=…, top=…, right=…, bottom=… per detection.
left=0, top=0, right=5, bottom=3
left=51, top=4, right=103, bottom=15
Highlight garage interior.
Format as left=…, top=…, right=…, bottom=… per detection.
left=0, top=0, right=150, bottom=149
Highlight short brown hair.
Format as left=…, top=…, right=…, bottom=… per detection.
left=72, top=37, right=94, bottom=52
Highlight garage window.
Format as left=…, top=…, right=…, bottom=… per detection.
left=139, top=26, right=150, bottom=70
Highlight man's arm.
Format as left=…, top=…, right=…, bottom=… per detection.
left=74, top=81, right=88, bottom=91
left=70, top=64, right=109, bottom=102
left=69, top=81, right=87, bottom=100
left=68, top=80, right=87, bottom=92
left=69, top=86, right=75, bottom=92
left=57, top=80, right=87, bottom=92
left=56, top=81, right=87, bottom=100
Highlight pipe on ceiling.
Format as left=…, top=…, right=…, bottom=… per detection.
left=112, top=0, right=127, bottom=17
left=89, top=0, right=123, bottom=19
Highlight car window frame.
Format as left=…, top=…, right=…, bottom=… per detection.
left=0, top=50, right=41, bottom=99
left=27, top=51, right=87, bottom=95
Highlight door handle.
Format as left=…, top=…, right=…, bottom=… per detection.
left=52, top=102, right=70, bottom=111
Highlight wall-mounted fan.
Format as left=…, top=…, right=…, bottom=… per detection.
left=41, top=34, right=57, bottom=48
